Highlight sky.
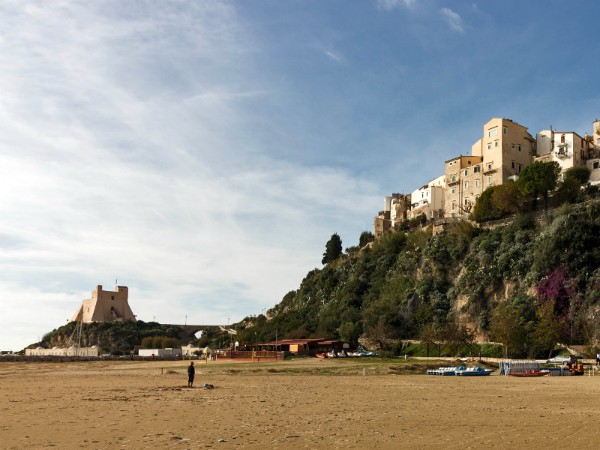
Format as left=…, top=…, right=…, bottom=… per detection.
left=1, top=0, right=599, bottom=351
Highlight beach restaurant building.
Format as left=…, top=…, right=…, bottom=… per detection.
left=258, top=338, right=345, bottom=355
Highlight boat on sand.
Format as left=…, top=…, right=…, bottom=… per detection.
left=427, top=366, right=492, bottom=376
left=454, top=366, right=493, bottom=376
left=426, top=366, right=465, bottom=376
left=508, top=370, right=550, bottom=377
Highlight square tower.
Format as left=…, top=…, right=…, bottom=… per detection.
left=472, top=118, right=536, bottom=189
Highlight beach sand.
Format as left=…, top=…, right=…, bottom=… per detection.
left=2, top=358, right=600, bottom=449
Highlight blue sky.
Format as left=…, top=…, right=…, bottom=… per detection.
left=1, top=0, right=599, bottom=350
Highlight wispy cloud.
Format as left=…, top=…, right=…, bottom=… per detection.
left=324, top=49, right=343, bottom=62
left=439, top=7, right=464, bottom=33
left=0, top=1, right=381, bottom=350
left=377, top=0, right=417, bottom=10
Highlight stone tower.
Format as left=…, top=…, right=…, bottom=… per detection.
left=71, top=285, right=136, bottom=323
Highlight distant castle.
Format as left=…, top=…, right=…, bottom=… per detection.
left=71, top=285, right=136, bottom=323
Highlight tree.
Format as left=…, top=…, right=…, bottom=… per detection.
left=322, top=233, right=343, bottom=265
left=442, top=320, right=476, bottom=356
left=516, top=161, right=561, bottom=211
left=358, top=231, right=375, bottom=248
left=489, top=301, right=529, bottom=358
left=564, top=166, right=590, bottom=185
left=470, top=187, right=498, bottom=222
left=419, top=323, right=441, bottom=357
left=338, top=321, right=361, bottom=345
left=491, top=181, right=525, bottom=215
left=531, top=302, right=560, bottom=359
left=555, top=177, right=581, bottom=205
left=555, top=166, right=590, bottom=205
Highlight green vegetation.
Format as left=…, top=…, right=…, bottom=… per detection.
left=36, top=320, right=183, bottom=354
left=471, top=162, right=598, bottom=223
left=322, top=233, right=343, bottom=265
left=470, top=182, right=525, bottom=222
left=140, top=335, right=178, bottom=349
left=229, top=199, right=600, bottom=359
left=36, top=174, right=600, bottom=360
left=516, top=161, right=561, bottom=211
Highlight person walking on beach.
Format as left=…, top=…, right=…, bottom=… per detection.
left=187, top=361, right=195, bottom=388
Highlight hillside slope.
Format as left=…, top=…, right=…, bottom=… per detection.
left=235, top=201, right=600, bottom=358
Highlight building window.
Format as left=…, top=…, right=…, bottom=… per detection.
left=518, top=164, right=522, bottom=173
left=488, top=128, right=498, bottom=137
left=511, top=161, right=515, bottom=169
left=495, top=140, right=499, bottom=147
left=474, top=166, right=481, bottom=173
left=487, top=143, right=491, bottom=150
left=475, top=180, right=480, bottom=187
left=561, top=133, right=565, bottom=144
left=503, top=127, right=507, bottom=135
left=594, top=161, right=600, bottom=169
left=451, top=187, right=456, bottom=194
left=464, top=181, right=469, bottom=189
left=451, top=201, right=456, bottom=211
left=518, top=145, right=522, bottom=152
left=487, top=176, right=492, bottom=184
left=464, top=169, right=469, bottom=176
left=487, top=163, right=492, bottom=170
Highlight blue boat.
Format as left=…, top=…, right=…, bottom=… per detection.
left=454, top=366, right=493, bottom=376
left=426, top=365, right=466, bottom=376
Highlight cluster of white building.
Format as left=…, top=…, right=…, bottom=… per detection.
left=374, top=117, right=600, bottom=237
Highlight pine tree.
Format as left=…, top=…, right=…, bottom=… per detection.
left=322, top=233, right=343, bottom=265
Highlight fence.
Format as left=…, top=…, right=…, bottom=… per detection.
left=215, top=350, right=284, bottom=361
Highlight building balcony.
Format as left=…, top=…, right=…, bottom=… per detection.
left=555, top=149, right=569, bottom=159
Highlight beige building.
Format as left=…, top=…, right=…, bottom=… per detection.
left=471, top=118, right=536, bottom=187
left=373, top=210, right=391, bottom=238
left=71, top=285, right=136, bottom=323
left=586, top=120, right=600, bottom=184
left=444, top=156, right=484, bottom=217
left=446, top=118, right=536, bottom=218
left=374, top=193, right=410, bottom=237
left=390, top=193, right=411, bottom=227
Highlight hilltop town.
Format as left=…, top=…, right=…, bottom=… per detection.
left=374, top=117, right=600, bottom=237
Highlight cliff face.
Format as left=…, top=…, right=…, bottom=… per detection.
left=240, top=201, right=600, bottom=358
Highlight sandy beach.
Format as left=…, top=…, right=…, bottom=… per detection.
left=2, top=358, right=600, bottom=449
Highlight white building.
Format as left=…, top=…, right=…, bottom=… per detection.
left=138, top=348, right=182, bottom=357
left=25, top=346, right=101, bottom=357
left=409, top=175, right=445, bottom=220
left=535, top=129, right=588, bottom=178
